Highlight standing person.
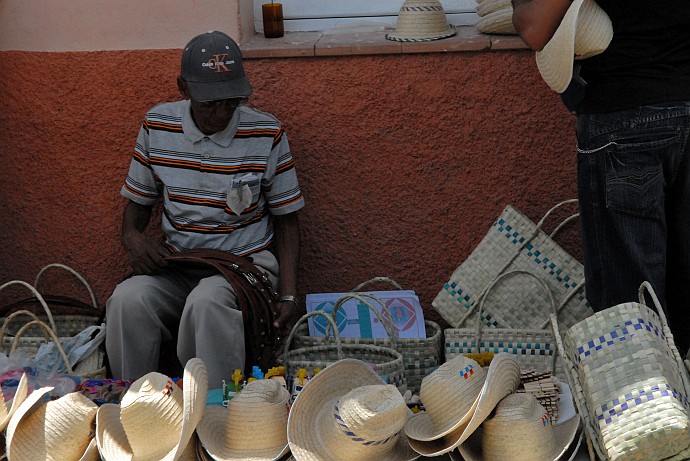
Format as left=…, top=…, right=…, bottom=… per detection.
left=105, top=31, right=305, bottom=386
left=512, top=1, right=690, bottom=353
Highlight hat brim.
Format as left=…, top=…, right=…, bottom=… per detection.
left=0, top=372, right=29, bottom=431
left=96, top=358, right=207, bottom=461
left=287, top=359, right=420, bottom=461
left=197, top=405, right=290, bottom=461
left=386, top=25, right=456, bottom=42
left=5, top=386, right=54, bottom=459
left=186, top=77, right=252, bottom=102
left=405, top=354, right=521, bottom=456
left=457, top=415, right=581, bottom=461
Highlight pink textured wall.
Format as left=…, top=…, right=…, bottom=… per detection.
left=0, top=49, right=581, bottom=327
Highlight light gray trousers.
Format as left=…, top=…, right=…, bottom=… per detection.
left=105, top=250, right=279, bottom=388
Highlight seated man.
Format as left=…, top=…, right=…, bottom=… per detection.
left=105, top=31, right=304, bottom=387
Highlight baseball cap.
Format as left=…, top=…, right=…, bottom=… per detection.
left=180, top=30, right=252, bottom=102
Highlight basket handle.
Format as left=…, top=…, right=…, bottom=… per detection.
left=638, top=281, right=690, bottom=398
left=33, top=263, right=100, bottom=309
left=0, top=280, right=58, bottom=333
left=351, top=277, right=404, bottom=292
left=474, top=269, right=558, bottom=374
left=8, top=318, right=75, bottom=375
left=327, top=293, right=398, bottom=350
left=282, top=310, right=344, bottom=373
left=456, top=199, right=579, bottom=327
left=0, top=309, right=52, bottom=352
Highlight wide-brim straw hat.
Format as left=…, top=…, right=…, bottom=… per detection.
left=386, top=0, right=456, bottom=42
left=457, top=393, right=581, bottom=461
left=0, top=372, right=29, bottom=431
left=405, top=353, right=521, bottom=457
left=287, top=358, right=420, bottom=461
left=5, top=386, right=99, bottom=461
left=536, top=0, right=613, bottom=93
left=197, top=378, right=292, bottom=461
left=96, top=358, right=208, bottom=461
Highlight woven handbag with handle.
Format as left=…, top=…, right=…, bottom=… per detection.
left=445, top=270, right=563, bottom=378
left=433, top=199, right=593, bottom=331
left=551, top=281, right=690, bottom=461
left=291, top=278, right=443, bottom=394
left=0, top=263, right=102, bottom=347
left=282, top=309, right=407, bottom=394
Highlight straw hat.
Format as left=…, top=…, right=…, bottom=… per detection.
left=475, top=8, right=517, bottom=35
left=535, top=0, right=613, bottom=93
left=5, top=386, right=98, bottom=461
left=196, top=378, right=292, bottom=461
left=457, top=393, right=581, bottom=461
left=0, top=372, right=29, bottom=431
left=475, top=0, right=512, bottom=18
left=96, top=358, right=208, bottom=461
left=404, top=353, right=521, bottom=457
left=386, top=0, right=456, bottom=42
left=287, top=359, right=420, bottom=461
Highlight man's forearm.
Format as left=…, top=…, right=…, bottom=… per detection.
left=273, top=212, right=300, bottom=297
left=512, top=0, right=573, bottom=51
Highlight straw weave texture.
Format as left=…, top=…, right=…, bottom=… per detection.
left=553, top=282, right=690, bottom=461
left=282, top=311, right=407, bottom=394
left=432, top=202, right=592, bottom=331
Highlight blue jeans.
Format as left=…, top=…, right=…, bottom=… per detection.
left=576, top=102, right=690, bottom=353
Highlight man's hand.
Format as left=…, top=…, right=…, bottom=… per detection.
left=273, top=299, right=301, bottom=356
left=121, top=200, right=169, bottom=275
left=123, top=230, right=170, bottom=275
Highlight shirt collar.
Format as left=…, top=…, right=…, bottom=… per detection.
left=181, top=100, right=241, bottom=147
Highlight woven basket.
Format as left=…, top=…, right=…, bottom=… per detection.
left=0, top=264, right=105, bottom=379
left=445, top=270, right=562, bottom=377
left=0, top=263, right=102, bottom=346
left=293, top=279, right=443, bottom=394
left=282, top=310, right=408, bottom=394
left=552, top=281, right=690, bottom=461
left=1, top=311, right=105, bottom=380
left=433, top=199, right=593, bottom=331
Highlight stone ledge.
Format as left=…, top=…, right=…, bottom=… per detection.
left=241, top=26, right=529, bottom=59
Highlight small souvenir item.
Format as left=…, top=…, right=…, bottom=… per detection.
left=290, top=368, right=309, bottom=403
left=248, top=366, right=264, bottom=383
left=265, top=366, right=287, bottom=389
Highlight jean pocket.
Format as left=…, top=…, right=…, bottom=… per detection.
left=604, top=130, right=678, bottom=218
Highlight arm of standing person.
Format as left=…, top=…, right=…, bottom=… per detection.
left=272, top=211, right=301, bottom=354
left=512, top=0, right=573, bottom=51
left=121, top=200, right=170, bottom=275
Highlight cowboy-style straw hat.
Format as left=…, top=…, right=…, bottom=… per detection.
left=458, top=393, right=581, bottom=461
left=535, top=0, right=613, bottom=93
left=0, top=372, right=29, bottom=431
left=196, top=378, right=292, bottom=461
left=287, top=358, right=420, bottom=461
left=385, top=0, right=456, bottom=42
left=95, top=358, right=208, bottom=461
left=405, top=353, right=521, bottom=457
left=5, top=386, right=99, bottom=461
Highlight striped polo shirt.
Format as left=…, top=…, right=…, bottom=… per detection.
left=121, top=100, right=304, bottom=256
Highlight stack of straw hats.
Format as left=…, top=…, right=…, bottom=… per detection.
left=386, top=0, right=456, bottom=42
left=474, top=0, right=517, bottom=35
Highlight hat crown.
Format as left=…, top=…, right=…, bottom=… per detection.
left=225, top=379, right=291, bottom=451
left=336, top=385, right=407, bottom=440
left=420, top=356, right=487, bottom=429
left=180, top=30, right=252, bottom=101
left=387, top=0, right=456, bottom=42
left=482, top=393, right=556, bottom=461
left=574, top=0, right=613, bottom=58
left=121, top=372, right=184, bottom=458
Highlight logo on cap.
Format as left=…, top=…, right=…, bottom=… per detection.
left=203, top=54, right=236, bottom=73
